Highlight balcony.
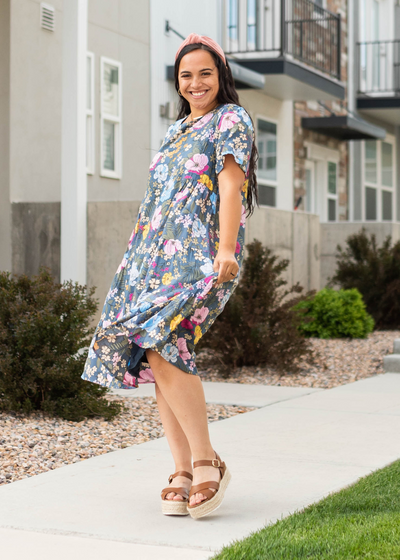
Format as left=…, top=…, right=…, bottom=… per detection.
left=223, top=0, right=345, bottom=101
left=356, top=40, right=400, bottom=125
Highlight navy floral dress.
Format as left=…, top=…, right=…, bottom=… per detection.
left=82, top=103, right=254, bottom=389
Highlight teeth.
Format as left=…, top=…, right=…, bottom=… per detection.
left=192, top=91, right=206, bottom=97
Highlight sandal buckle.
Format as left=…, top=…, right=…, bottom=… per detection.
left=211, top=459, right=221, bottom=468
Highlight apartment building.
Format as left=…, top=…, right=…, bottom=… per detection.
left=153, top=0, right=353, bottom=289
left=320, top=0, right=400, bottom=284
left=0, top=0, right=151, bottom=307
left=1, top=0, right=399, bottom=301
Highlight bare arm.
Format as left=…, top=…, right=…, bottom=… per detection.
left=213, top=154, right=245, bottom=285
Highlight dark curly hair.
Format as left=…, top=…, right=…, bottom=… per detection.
left=174, top=43, right=259, bottom=217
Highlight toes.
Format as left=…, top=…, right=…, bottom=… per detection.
left=190, top=492, right=206, bottom=505
left=165, top=491, right=184, bottom=501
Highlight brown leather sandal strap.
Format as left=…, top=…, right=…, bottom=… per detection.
left=189, top=481, right=219, bottom=497
left=193, top=459, right=225, bottom=469
left=189, top=488, right=216, bottom=502
left=168, top=470, right=193, bottom=483
left=161, top=486, right=189, bottom=500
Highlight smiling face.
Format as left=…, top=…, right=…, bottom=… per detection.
left=178, top=49, right=220, bottom=118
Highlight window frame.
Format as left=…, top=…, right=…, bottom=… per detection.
left=86, top=51, right=95, bottom=176
left=100, top=56, right=122, bottom=180
left=362, top=136, right=396, bottom=222
left=256, top=114, right=278, bottom=208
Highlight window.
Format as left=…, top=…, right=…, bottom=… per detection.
left=86, top=52, right=95, bottom=175
left=327, top=161, right=338, bottom=221
left=227, top=0, right=239, bottom=50
left=247, top=0, right=258, bottom=51
left=257, top=118, right=277, bottom=207
left=381, top=141, right=393, bottom=220
left=363, top=139, right=395, bottom=221
left=100, top=57, right=122, bottom=179
left=365, top=140, right=377, bottom=183
left=304, top=160, right=316, bottom=213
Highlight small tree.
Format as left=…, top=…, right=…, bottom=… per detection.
left=198, top=240, right=313, bottom=375
left=331, top=228, right=400, bottom=329
left=0, top=268, right=121, bottom=421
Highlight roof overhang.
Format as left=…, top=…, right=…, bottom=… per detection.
left=301, top=115, right=387, bottom=140
left=357, top=96, right=400, bottom=125
left=228, top=57, right=345, bottom=101
left=228, top=60, right=265, bottom=89
left=166, top=62, right=265, bottom=91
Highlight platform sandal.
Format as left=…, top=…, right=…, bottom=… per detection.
left=161, top=470, right=193, bottom=516
left=187, top=451, right=231, bottom=519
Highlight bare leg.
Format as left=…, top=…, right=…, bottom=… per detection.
left=155, top=382, right=192, bottom=501
left=147, top=349, right=221, bottom=506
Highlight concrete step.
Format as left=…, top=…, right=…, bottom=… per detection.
left=384, top=354, right=400, bottom=373
left=383, top=338, right=400, bottom=373
left=393, top=338, right=400, bottom=355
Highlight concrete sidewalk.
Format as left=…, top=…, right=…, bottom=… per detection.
left=111, top=381, right=322, bottom=407
left=1, top=374, right=400, bottom=559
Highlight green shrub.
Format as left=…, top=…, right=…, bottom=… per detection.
left=198, top=240, right=313, bottom=375
left=330, top=228, right=400, bottom=329
left=295, top=288, right=374, bottom=339
left=0, top=268, right=121, bottom=421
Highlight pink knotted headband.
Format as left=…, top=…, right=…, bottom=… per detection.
left=175, top=33, right=226, bottom=65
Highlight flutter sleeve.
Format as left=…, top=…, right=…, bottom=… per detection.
left=215, top=106, right=254, bottom=176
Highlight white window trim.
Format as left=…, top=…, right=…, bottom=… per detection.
left=304, top=142, right=340, bottom=222
left=86, top=51, right=95, bottom=175
left=100, top=56, right=122, bottom=180
left=361, top=134, right=396, bottom=222
left=256, top=113, right=278, bottom=207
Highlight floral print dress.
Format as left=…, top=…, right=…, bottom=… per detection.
left=81, top=103, right=254, bottom=389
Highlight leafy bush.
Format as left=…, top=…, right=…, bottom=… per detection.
left=295, top=288, right=374, bottom=339
left=198, top=240, right=313, bottom=375
left=0, top=268, right=121, bottom=421
left=331, top=228, right=400, bottom=329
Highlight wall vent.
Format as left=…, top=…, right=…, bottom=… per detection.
left=40, top=3, right=55, bottom=32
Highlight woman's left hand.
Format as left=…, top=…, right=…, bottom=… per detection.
left=213, top=249, right=239, bottom=285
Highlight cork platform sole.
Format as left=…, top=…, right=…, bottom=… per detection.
left=160, top=470, right=193, bottom=516
left=188, top=467, right=232, bottom=519
left=161, top=499, right=189, bottom=516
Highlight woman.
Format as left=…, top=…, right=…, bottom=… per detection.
left=82, top=33, right=258, bottom=519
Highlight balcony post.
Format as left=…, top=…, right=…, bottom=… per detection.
left=281, top=0, right=286, bottom=57
left=337, top=13, right=341, bottom=80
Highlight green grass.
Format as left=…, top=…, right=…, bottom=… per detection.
left=211, top=460, right=400, bottom=560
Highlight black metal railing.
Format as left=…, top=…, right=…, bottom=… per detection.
left=357, top=40, right=400, bottom=95
left=224, top=0, right=341, bottom=80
